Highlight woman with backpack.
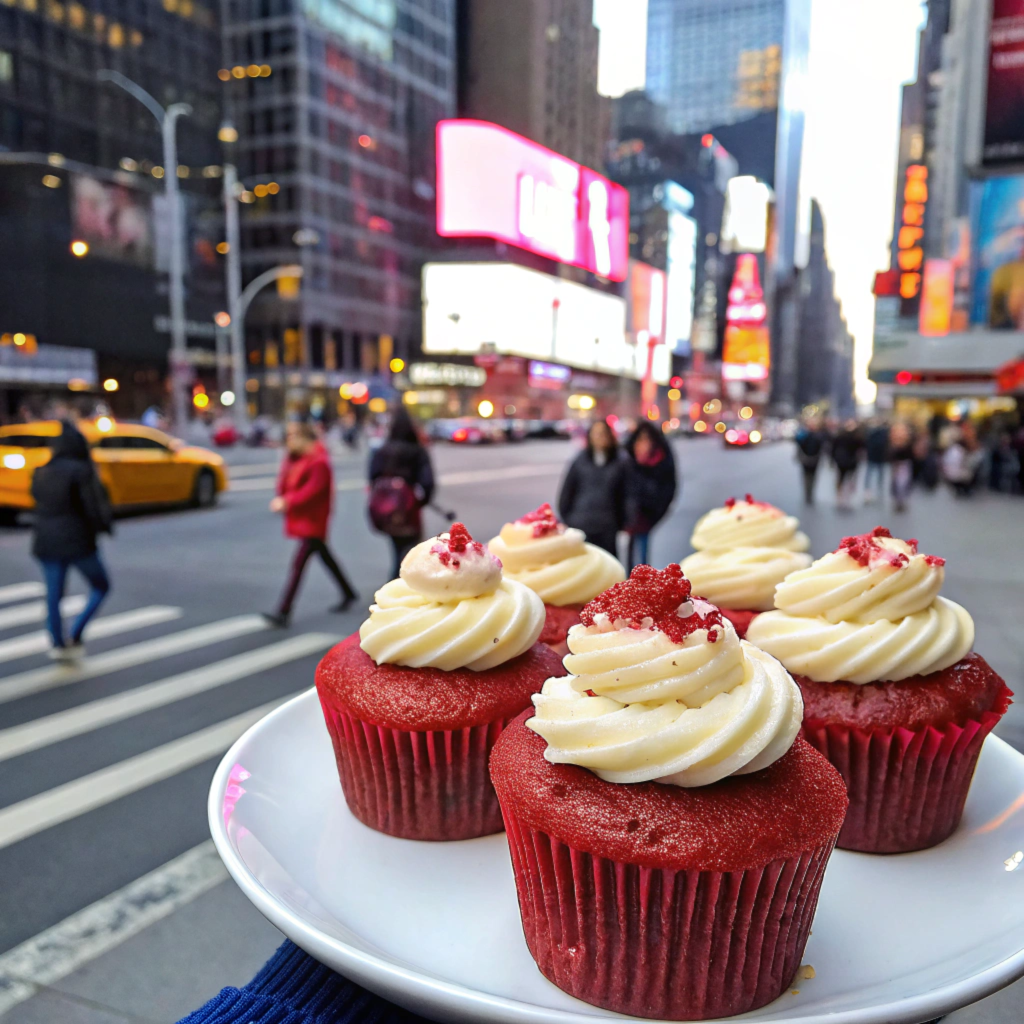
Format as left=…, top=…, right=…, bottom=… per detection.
left=31, top=420, right=113, bottom=660
left=368, top=408, right=435, bottom=577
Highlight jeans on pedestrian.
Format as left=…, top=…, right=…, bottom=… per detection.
left=801, top=463, right=819, bottom=505
left=891, top=459, right=913, bottom=511
left=864, top=460, right=885, bottom=497
left=276, top=537, right=356, bottom=617
left=39, top=552, right=110, bottom=648
left=628, top=533, right=650, bottom=571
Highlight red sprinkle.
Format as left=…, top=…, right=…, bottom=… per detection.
left=518, top=503, right=563, bottom=538
left=837, top=526, right=942, bottom=570
left=580, top=564, right=723, bottom=644
left=445, top=522, right=484, bottom=557
left=724, top=493, right=771, bottom=512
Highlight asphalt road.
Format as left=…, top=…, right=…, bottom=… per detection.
left=0, top=436, right=1020, bottom=1023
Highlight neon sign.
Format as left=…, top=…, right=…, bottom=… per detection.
left=436, top=120, right=629, bottom=281
left=897, top=164, right=928, bottom=309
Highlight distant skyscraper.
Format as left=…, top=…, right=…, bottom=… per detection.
left=457, top=0, right=608, bottom=169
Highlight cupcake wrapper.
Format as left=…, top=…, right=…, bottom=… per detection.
left=802, top=683, right=1012, bottom=854
left=320, top=699, right=509, bottom=841
left=501, top=807, right=836, bottom=1020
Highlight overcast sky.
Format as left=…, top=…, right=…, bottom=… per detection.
left=593, top=0, right=928, bottom=404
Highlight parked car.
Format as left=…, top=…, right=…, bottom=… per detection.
left=0, top=418, right=229, bottom=521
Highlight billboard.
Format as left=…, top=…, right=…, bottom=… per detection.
left=422, top=262, right=669, bottom=383
left=970, top=174, right=1024, bottom=328
left=71, top=175, right=153, bottom=266
left=436, top=120, right=630, bottom=282
left=628, top=261, right=667, bottom=342
left=721, top=254, right=770, bottom=382
left=918, top=259, right=954, bottom=337
left=984, top=1, right=1024, bottom=165
left=896, top=164, right=928, bottom=315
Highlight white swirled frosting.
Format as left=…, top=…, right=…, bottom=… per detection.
left=359, top=525, right=545, bottom=671
left=526, top=565, right=802, bottom=787
left=746, top=529, right=974, bottom=683
left=682, top=496, right=812, bottom=610
left=487, top=505, right=625, bottom=607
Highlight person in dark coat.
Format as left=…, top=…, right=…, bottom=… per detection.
left=557, top=419, right=627, bottom=560
left=31, top=420, right=112, bottom=659
left=830, top=419, right=864, bottom=510
left=624, top=422, right=677, bottom=569
left=794, top=416, right=826, bottom=505
left=368, top=408, right=436, bottom=577
left=266, top=421, right=357, bottom=627
left=863, top=419, right=890, bottom=503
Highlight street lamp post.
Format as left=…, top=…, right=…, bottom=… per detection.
left=97, top=70, right=191, bottom=434
left=222, top=164, right=246, bottom=430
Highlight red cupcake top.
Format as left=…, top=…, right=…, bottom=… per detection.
left=517, top=503, right=564, bottom=538
left=837, top=526, right=946, bottom=569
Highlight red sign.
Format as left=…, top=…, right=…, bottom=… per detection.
left=985, top=1, right=1024, bottom=165
left=436, top=120, right=630, bottom=282
left=722, top=254, right=770, bottom=382
left=628, top=261, right=667, bottom=340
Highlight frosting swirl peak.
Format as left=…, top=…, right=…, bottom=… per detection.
left=359, top=523, right=545, bottom=671
left=690, top=494, right=810, bottom=553
left=746, top=528, right=974, bottom=683
left=527, top=565, right=802, bottom=787
left=487, top=504, right=625, bottom=606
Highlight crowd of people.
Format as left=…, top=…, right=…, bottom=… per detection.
left=794, top=413, right=1024, bottom=511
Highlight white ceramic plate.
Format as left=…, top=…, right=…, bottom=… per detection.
left=209, top=689, right=1024, bottom=1024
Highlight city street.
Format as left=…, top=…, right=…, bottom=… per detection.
left=0, top=436, right=1020, bottom=1023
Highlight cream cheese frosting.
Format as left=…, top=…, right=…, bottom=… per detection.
left=745, top=528, right=974, bottom=683
left=526, top=564, right=803, bottom=787
left=487, top=504, right=625, bottom=607
left=358, top=523, right=545, bottom=671
left=681, top=495, right=812, bottom=610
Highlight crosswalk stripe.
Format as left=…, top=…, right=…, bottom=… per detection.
left=227, top=475, right=280, bottom=491
left=0, top=841, right=227, bottom=1015
left=0, top=605, right=183, bottom=665
left=0, top=595, right=87, bottom=632
left=0, top=583, right=44, bottom=606
left=0, top=614, right=269, bottom=706
left=438, top=463, right=564, bottom=486
left=0, top=633, right=336, bottom=762
left=0, top=695, right=294, bottom=851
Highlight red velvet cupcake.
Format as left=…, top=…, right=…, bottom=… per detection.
left=681, top=494, right=812, bottom=638
left=490, top=565, right=847, bottom=1020
left=488, top=503, right=624, bottom=655
left=316, top=524, right=561, bottom=841
left=747, top=528, right=1012, bottom=853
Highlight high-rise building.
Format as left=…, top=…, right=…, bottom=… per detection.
left=456, top=0, right=607, bottom=169
left=0, top=0, right=225, bottom=415
left=223, top=0, right=457, bottom=411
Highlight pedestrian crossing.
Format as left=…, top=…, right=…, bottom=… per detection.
left=0, top=582, right=341, bottom=1016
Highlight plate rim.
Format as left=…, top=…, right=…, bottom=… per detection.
left=208, top=688, right=1024, bottom=1024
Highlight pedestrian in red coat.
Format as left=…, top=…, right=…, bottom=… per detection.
left=264, top=421, right=358, bottom=627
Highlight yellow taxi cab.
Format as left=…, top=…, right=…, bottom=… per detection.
left=0, top=417, right=229, bottom=518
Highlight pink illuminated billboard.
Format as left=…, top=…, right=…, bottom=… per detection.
left=436, top=119, right=630, bottom=282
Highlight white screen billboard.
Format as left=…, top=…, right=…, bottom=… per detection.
left=422, top=263, right=668, bottom=383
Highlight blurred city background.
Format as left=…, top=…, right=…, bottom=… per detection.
left=1, top=0, right=1024, bottom=1021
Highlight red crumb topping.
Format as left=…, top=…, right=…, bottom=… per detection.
left=434, top=522, right=485, bottom=568
left=580, top=564, right=723, bottom=644
left=518, top=502, right=563, bottom=538
left=724, top=493, right=773, bottom=514
left=837, top=526, right=943, bottom=570
left=490, top=713, right=848, bottom=872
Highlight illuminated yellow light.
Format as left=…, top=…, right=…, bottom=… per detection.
left=253, top=183, right=268, bottom=198
left=176, top=165, right=189, bottom=178
left=245, top=378, right=259, bottom=392
left=70, top=239, right=89, bottom=257
left=202, top=165, right=223, bottom=178
left=578, top=395, right=596, bottom=411
left=217, top=68, right=231, bottom=81
left=217, top=124, right=239, bottom=143
left=667, top=388, right=681, bottom=401
left=102, top=378, right=119, bottom=392
left=478, top=399, right=495, bottom=418
left=403, top=391, right=419, bottom=405
left=129, top=28, right=142, bottom=45
left=368, top=397, right=387, bottom=413
left=42, top=174, right=61, bottom=188
left=232, top=65, right=246, bottom=79
left=68, top=377, right=89, bottom=391
left=259, top=64, right=272, bottom=76
left=389, top=357, right=405, bottom=373
left=647, top=405, right=660, bottom=421
left=703, top=398, right=721, bottom=415
left=216, top=241, right=229, bottom=254
left=96, top=416, right=114, bottom=432
left=214, top=311, right=231, bottom=327
left=152, top=166, right=165, bottom=178
left=749, top=430, right=762, bottom=443
left=193, top=393, right=210, bottom=409
left=339, top=383, right=353, bottom=399
left=694, top=420, right=708, bottom=433
left=739, top=406, right=754, bottom=420
left=246, top=63, right=261, bottom=77
left=2, top=453, right=26, bottom=469
left=267, top=181, right=280, bottom=194
left=239, top=191, right=255, bottom=203
left=715, top=421, right=727, bottom=433
left=13, top=332, right=26, bottom=345
left=119, top=157, right=138, bottom=171
left=108, top=22, right=123, bottom=46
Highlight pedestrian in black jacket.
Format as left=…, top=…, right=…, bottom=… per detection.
left=831, top=419, right=865, bottom=510
left=624, top=422, right=677, bottom=569
left=31, top=421, right=112, bottom=659
left=557, top=420, right=627, bottom=560
left=368, top=408, right=436, bottom=577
